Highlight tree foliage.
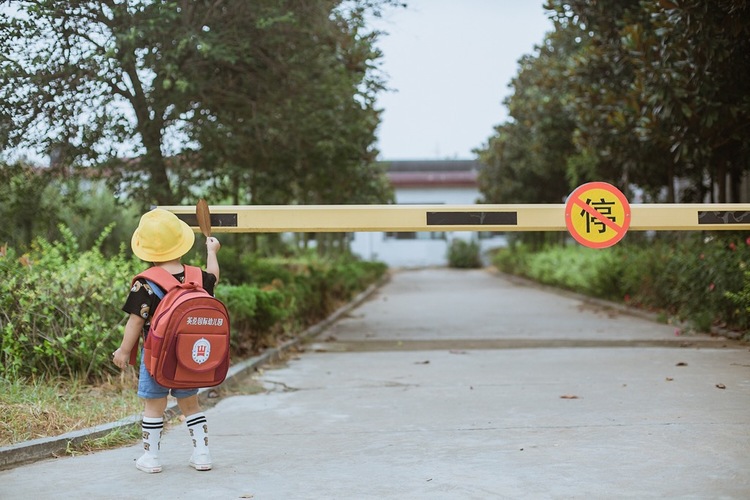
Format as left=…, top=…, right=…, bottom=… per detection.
left=0, top=0, right=397, bottom=206
left=478, top=0, right=750, bottom=204
left=478, top=26, right=577, bottom=205
left=0, top=159, right=139, bottom=251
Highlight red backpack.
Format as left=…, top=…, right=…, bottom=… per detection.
left=129, top=265, right=230, bottom=389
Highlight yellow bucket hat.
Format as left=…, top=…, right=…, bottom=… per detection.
left=131, top=208, right=195, bottom=262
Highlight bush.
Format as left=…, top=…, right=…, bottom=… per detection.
left=447, top=239, right=482, bottom=268
left=525, top=245, right=626, bottom=300
left=492, top=243, right=532, bottom=275
left=0, top=226, right=141, bottom=381
left=190, top=251, right=388, bottom=354
left=492, top=233, right=750, bottom=336
left=0, top=231, right=388, bottom=382
left=216, top=284, right=288, bottom=355
left=726, top=269, right=750, bottom=331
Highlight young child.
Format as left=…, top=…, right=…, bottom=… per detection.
left=113, top=208, right=221, bottom=473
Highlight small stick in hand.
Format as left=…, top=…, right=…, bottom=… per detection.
left=196, top=198, right=212, bottom=238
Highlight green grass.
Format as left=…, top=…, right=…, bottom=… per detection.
left=66, top=423, right=143, bottom=456
left=0, top=372, right=142, bottom=448
left=0, top=365, right=269, bottom=455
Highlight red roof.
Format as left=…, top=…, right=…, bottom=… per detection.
left=387, top=170, right=478, bottom=187
left=383, top=160, right=480, bottom=187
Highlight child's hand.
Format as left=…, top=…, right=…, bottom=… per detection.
left=112, top=347, right=130, bottom=370
left=206, top=236, right=221, bottom=253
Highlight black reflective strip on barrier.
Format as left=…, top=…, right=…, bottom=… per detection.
left=177, top=213, right=238, bottom=228
left=426, top=211, right=518, bottom=226
left=698, top=211, right=750, bottom=225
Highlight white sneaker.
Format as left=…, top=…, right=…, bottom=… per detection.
left=136, top=453, right=162, bottom=473
left=189, top=450, right=212, bottom=471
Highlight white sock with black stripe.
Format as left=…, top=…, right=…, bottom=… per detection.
left=186, top=412, right=212, bottom=470
left=136, top=416, right=163, bottom=473
left=141, top=416, right=163, bottom=457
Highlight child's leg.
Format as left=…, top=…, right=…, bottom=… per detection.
left=176, top=394, right=201, bottom=416
left=138, top=397, right=168, bottom=473
left=177, top=394, right=212, bottom=471
left=144, top=396, right=168, bottom=417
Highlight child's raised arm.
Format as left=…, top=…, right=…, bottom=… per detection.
left=206, top=236, right=221, bottom=283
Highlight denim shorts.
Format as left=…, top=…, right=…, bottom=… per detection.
left=137, top=351, right=200, bottom=400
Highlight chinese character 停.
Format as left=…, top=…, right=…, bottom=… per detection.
left=579, top=198, right=616, bottom=233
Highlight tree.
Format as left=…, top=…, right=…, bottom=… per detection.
left=1, top=1, right=192, bottom=204
left=632, top=0, right=750, bottom=202
left=543, top=0, right=673, bottom=200
left=0, top=0, right=398, bottom=207
left=543, top=0, right=750, bottom=202
left=480, top=1, right=750, bottom=206
left=0, top=160, right=59, bottom=248
left=477, top=25, right=577, bottom=205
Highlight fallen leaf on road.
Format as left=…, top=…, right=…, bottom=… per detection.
left=666, top=377, right=674, bottom=381
left=716, top=383, right=726, bottom=389
left=560, top=394, right=580, bottom=399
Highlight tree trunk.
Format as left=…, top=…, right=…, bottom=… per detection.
left=716, top=161, right=727, bottom=203
left=141, top=125, right=173, bottom=205
left=666, top=163, right=675, bottom=203
left=729, top=159, right=742, bottom=203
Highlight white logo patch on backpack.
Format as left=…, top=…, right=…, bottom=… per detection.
left=192, top=338, right=211, bottom=364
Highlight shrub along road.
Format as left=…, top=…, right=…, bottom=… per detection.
left=2, top=268, right=749, bottom=499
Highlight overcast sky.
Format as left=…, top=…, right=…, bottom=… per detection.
left=371, top=1, right=554, bottom=161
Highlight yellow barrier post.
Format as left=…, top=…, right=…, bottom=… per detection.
left=158, top=203, right=750, bottom=233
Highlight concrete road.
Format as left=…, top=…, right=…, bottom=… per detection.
left=2, top=268, right=749, bottom=499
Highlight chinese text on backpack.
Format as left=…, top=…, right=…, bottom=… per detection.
left=130, top=265, right=230, bottom=389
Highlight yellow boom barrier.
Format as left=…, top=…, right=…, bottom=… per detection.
left=158, top=203, right=750, bottom=233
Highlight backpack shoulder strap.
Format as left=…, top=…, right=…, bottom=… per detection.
left=135, top=266, right=183, bottom=293
left=127, top=267, right=184, bottom=367
left=183, top=265, right=204, bottom=287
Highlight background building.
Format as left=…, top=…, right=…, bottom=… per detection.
left=349, top=160, right=507, bottom=267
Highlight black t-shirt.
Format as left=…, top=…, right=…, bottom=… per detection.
left=122, top=267, right=218, bottom=337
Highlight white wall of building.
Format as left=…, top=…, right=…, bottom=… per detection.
left=395, top=186, right=480, bottom=205
left=350, top=186, right=507, bottom=268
